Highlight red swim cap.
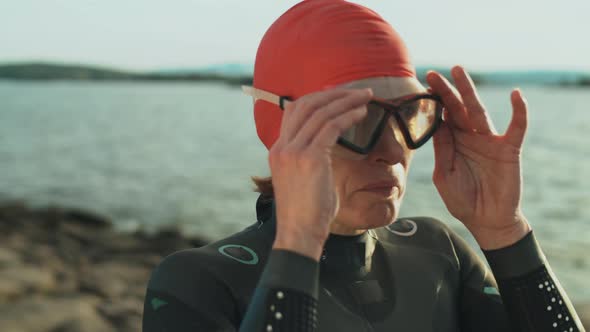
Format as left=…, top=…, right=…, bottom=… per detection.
left=253, top=0, right=415, bottom=150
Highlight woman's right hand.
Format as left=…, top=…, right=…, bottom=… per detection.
left=269, top=87, right=373, bottom=261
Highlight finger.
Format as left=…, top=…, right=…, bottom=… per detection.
left=280, top=88, right=356, bottom=142
left=280, top=88, right=351, bottom=141
left=308, top=104, right=369, bottom=152
left=451, top=66, right=497, bottom=135
left=426, top=71, right=472, bottom=132
left=290, top=90, right=372, bottom=149
left=504, top=89, right=528, bottom=148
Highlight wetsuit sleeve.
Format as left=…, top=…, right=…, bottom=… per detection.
left=143, top=249, right=319, bottom=332
left=142, top=250, right=239, bottom=332
left=482, top=230, right=585, bottom=331
left=450, top=228, right=585, bottom=331
left=240, top=249, right=319, bottom=332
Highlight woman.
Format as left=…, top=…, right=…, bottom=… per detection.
left=142, top=0, right=585, bottom=331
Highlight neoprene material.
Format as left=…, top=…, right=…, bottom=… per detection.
left=142, top=194, right=585, bottom=331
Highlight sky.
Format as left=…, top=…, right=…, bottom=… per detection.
left=1, top=0, right=589, bottom=72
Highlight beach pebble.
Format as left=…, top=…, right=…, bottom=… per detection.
left=63, top=208, right=112, bottom=229
left=98, top=297, right=144, bottom=329
left=0, top=247, right=21, bottom=267
left=80, top=262, right=150, bottom=299
left=0, top=295, right=112, bottom=332
left=0, top=265, right=57, bottom=301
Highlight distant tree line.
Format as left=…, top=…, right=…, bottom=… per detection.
left=0, top=63, right=253, bottom=86
left=1, top=62, right=589, bottom=87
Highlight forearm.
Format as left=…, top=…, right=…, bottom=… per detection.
left=482, top=230, right=585, bottom=331
left=239, top=249, right=320, bottom=332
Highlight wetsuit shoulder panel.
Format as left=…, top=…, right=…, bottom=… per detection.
left=143, top=220, right=275, bottom=331
left=143, top=248, right=240, bottom=331
left=374, top=216, right=462, bottom=269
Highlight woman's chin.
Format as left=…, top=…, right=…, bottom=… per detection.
left=349, top=200, right=399, bottom=230
left=367, top=211, right=397, bottom=229
left=335, top=192, right=404, bottom=231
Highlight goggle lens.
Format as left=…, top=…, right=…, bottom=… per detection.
left=338, top=95, right=443, bottom=153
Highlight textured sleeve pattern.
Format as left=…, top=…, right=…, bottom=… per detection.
left=483, top=230, right=585, bottom=332
left=495, top=265, right=581, bottom=331
left=262, top=288, right=318, bottom=332
left=239, top=249, right=320, bottom=332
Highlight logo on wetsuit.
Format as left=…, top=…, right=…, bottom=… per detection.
left=218, top=244, right=259, bottom=265
left=484, top=286, right=500, bottom=295
left=151, top=297, right=168, bottom=311
left=386, top=219, right=418, bottom=236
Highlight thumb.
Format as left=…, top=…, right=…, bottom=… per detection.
left=432, top=120, right=455, bottom=178
left=504, top=89, right=528, bottom=148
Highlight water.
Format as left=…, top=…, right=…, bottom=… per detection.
left=1, top=80, right=589, bottom=301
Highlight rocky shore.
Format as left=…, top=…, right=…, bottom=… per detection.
left=0, top=201, right=207, bottom=332
left=1, top=200, right=589, bottom=331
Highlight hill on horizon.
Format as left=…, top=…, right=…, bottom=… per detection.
left=1, top=62, right=589, bottom=87
left=157, top=62, right=590, bottom=86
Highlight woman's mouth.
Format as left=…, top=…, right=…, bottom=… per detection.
left=360, top=180, right=400, bottom=197
left=362, top=186, right=398, bottom=197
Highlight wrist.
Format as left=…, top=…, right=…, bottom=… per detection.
left=470, top=217, right=532, bottom=250
left=273, top=228, right=326, bottom=262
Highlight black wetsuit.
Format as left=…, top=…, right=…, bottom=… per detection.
left=142, top=194, right=585, bottom=331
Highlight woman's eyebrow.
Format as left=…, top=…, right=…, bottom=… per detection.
left=373, top=92, right=428, bottom=103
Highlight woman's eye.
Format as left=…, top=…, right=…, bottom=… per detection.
left=399, top=104, right=419, bottom=116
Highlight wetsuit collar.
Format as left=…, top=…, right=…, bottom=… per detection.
left=256, top=194, right=377, bottom=279
left=320, top=230, right=377, bottom=278
left=255, top=194, right=275, bottom=224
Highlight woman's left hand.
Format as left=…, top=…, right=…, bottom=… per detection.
left=426, top=66, right=532, bottom=250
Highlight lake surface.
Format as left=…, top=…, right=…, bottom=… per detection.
left=1, top=80, right=589, bottom=301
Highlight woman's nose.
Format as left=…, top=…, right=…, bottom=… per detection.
left=367, top=119, right=407, bottom=165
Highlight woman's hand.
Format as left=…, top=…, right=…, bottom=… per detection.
left=269, top=87, right=373, bottom=261
left=426, top=66, right=532, bottom=250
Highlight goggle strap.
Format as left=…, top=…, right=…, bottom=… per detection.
left=241, top=85, right=293, bottom=110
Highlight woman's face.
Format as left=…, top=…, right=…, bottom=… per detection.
left=330, top=76, right=426, bottom=235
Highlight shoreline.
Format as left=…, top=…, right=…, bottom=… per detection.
left=0, top=200, right=208, bottom=332
left=1, top=200, right=588, bottom=331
